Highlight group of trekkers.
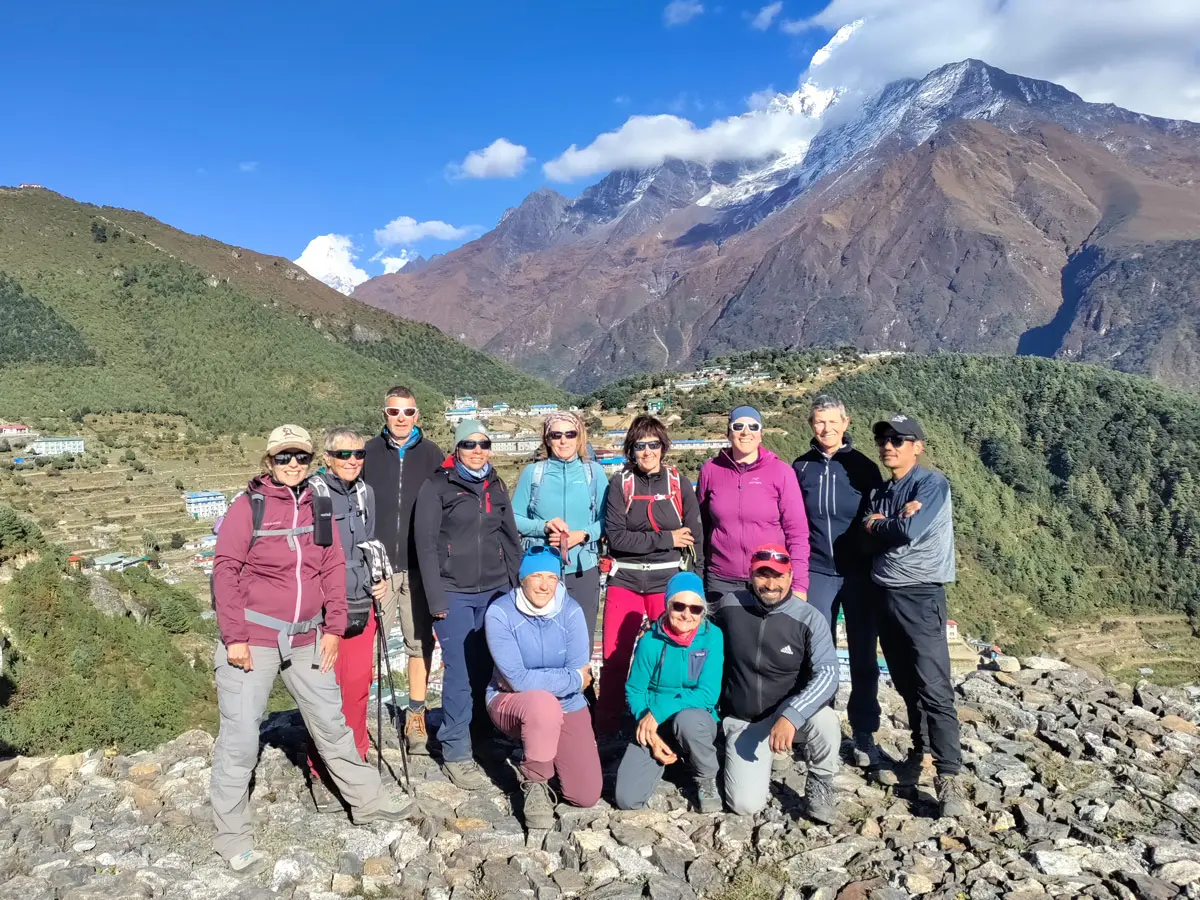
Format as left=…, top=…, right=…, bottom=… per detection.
left=208, top=386, right=967, bottom=873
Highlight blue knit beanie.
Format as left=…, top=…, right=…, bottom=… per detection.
left=729, top=405, right=761, bottom=424
left=519, top=546, right=561, bottom=581
left=666, top=571, right=705, bottom=601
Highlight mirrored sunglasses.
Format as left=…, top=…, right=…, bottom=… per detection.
left=271, top=451, right=313, bottom=466
left=633, top=440, right=663, bottom=451
left=329, top=449, right=366, bottom=460
left=458, top=439, right=492, bottom=450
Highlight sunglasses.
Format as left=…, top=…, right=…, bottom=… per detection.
left=549, top=430, right=579, bottom=441
left=526, top=545, right=563, bottom=559
left=875, top=434, right=915, bottom=449
left=458, top=439, right=492, bottom=450
left=751, top=550, right=790, bottom=565
left=633, top=440, right=663, bottom=452
left=670, top=601, right=705, bottom=616
left=384, top=407, right=418, bottom=418
left=271, top=451, right=313, bottom=466
left=329, top=449, right=366, bottom=461
left=730, top=422, right=762, bottom=432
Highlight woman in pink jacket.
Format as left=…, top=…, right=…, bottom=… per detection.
left=210, top=425, right=412, bottom=874
left=697, top=406, right=810, bottom=603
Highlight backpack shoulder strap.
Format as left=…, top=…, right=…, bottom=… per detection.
left=666, top=466, right=684, bottom=522
left=353, top=480, right=367, bottom=519
left=529, top=460, right=547, bottom=509
left=247, top=492, right=266, bottom=551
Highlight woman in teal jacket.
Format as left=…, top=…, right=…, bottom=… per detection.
left=512, top=412, right=607, bottom=644
left=614, top=571, right=724, bottom=812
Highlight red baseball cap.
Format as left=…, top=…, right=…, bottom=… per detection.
left=749, top=543, right=792, bottom=575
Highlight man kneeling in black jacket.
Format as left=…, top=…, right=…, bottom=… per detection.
left=712, top=544, right=841, bottom=823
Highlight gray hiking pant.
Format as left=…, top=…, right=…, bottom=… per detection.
left=210, top=641, right=388, bottom=859
left=613, top=708, right=719, bottom=810
left=722, top=705, right=840, bottom=816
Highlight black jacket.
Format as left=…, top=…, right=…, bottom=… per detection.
left=604, top=466, right=704, bottom=594
left=413, top=462, right=522, bottom=616
left=712, top=589, right=838, bottom=727
left=363, top=429, right=444, bottom=571
left=792, top=437, right=883, bottom=576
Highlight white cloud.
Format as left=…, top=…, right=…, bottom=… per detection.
left=542, top=30, right=844, bottom=181
left=294, top=235, right=370, bottom=296
left=374, top=216, right=475, bottom=247
left=779, top=17, right=808, bottom=34
left=380, top=251, right=417, bottom=274
left=802, top=0, right=1200, bottom=121
left=614, top=95, right=631, bottom=105
left=750, top=2, right=783, bottom=29
left=238, top=161, right=259, bottom=173
left=663, top=0, right=704, bottom=26
left=543, top=106, right=825, bottom=181
left=448, top=138, right=531, bottom=179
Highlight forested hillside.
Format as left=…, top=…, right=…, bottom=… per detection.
left=0, top=188, right=562, bottom=431
left=593, top=351, right=1200, bottom=653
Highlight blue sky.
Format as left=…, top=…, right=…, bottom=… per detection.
left=3, top=2, right=831, bottom=266
left=5, top=1, right=1198, bottom=285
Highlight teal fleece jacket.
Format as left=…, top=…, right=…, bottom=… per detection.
left=511, top=456, right=608, bottom=575
left=625, top=617, right=724, bottom=724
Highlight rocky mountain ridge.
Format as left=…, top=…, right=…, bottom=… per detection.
left=353, top=60, right=1200, bottom=392
left=1, top=657, right=1197, bottom=900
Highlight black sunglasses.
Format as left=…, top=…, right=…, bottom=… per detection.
left=329, top=449, right=366, bottom=461
left=751, top=550, right=790, bottom=564
left=458, top=439, right=492, bottom=450
left=633, top=440, right=663, bottom=451
left=730, top=422, right=761, bottom=432
left=384, top=406, right=417, bottom=418
left=272, top=451, right=313, bottom=466
left=875, top=434, right=915, bottom=449
left=549, top=430, right=579, bottom=440
left=670, top=601, right=705, bottom=616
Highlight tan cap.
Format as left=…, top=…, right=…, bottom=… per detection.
left=266, top=424, right=313, bottom=455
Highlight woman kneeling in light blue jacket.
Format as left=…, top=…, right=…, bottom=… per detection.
left=511, top=412, right=607, bottom=645
left=485, top=548, right=603, bottom=830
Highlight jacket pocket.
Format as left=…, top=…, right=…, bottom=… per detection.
left=687, top=648, right=709, bottom=683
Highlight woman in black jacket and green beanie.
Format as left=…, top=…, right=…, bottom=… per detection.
left=413, top=419, right=521, bottom=790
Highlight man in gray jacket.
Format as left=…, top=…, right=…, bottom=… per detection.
left=864, top=413, right=969, bottom=818
left=306, top=428, right=391, bottom=812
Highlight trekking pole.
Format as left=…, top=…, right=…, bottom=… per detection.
left=374, top=599, right=410, bottom=790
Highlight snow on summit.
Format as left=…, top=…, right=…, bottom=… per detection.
left=294, top=234, right=370, bottom=296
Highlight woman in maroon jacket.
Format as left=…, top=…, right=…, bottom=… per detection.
left=210, top=425, right=412, bottom=874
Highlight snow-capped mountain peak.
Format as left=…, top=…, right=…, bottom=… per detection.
left=294, top=234, right=370, bottom=296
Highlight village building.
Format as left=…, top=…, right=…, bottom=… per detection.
left=30, top=436, right=84, bottom=456
left=93, top=552, right=144, bottom=572
left=0, top=423, right=31, bottom=436
left=183, top=490, right=228, bottom=520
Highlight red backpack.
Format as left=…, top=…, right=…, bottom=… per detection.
left=621, top=467, right=684, bottom=533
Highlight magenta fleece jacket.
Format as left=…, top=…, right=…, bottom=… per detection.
left=697, top=448, right=810, bottom=594
left=212, top=475, right=348, bottom=648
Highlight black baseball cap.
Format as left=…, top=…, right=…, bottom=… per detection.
left=872, top=413, right=926, bottom=441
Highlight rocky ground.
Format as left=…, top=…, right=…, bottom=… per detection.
left=0, top=657, right=1198, bottom=900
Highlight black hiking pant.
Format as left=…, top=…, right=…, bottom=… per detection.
left=876, top=582, right=962, bottom=775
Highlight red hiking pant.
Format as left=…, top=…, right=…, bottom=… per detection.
left=308, top=612, right=376, bottom=777
left=594, top=585, right=666, bottom=736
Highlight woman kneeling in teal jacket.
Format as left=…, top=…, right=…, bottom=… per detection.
left=614, top=571, right=724, bottom=812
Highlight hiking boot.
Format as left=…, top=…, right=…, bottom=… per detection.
left=228, top=849, right=268, bottom=875
left=804, top=775, right=840, bottom=826
left=935, top=774, right=973, bottom=818
left=853, top=732, right=897, bottom=786
left=443, top=759, right=489, bottom=791
left=695, top=777, right=722, bottom=814
left=895, top=750, right=936, bottom=785
left=520, top=779, right=557, bottom=830
left=404, top=710, right=429, bottom=756
left=309, top=778, right=339, bottom=814
left=353, top=794, right=418, bottom=825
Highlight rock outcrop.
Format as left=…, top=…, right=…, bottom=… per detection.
left=0, top=659, right=1197, bottom=899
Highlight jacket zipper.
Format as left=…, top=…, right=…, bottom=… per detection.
left=824, top=458, right=834, bottom=558
left=395, top=449, right=404, bottom=568
left=754, top=614, right=765, bottom=714
left=291, top=489, right=304, bottom=625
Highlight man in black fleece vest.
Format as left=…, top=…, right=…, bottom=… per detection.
left=362, top=386, right=444, bottom=755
